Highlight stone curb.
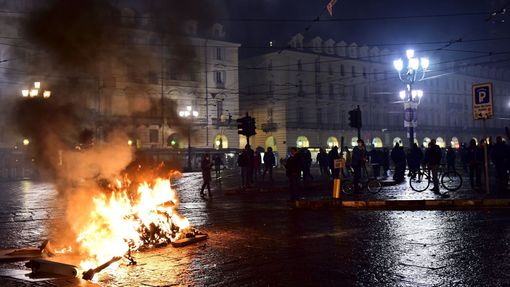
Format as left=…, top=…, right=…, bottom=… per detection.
left=293, top=199, right=510, bottom=209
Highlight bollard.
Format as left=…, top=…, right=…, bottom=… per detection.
left=333, top=178, right=341, bottom=199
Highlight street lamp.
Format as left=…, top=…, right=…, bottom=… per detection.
left=179, top=106, right=199, bottom=171
left=393, top=49, right=429, bottom=147
left=21, top=81, right=51, bottom=99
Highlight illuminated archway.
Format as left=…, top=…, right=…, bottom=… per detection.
left=423, top=137, right=431, bottom=147
left=327, top=136, right=339, bottom=148
left=372, top=137, right=383, bottom=148
left=296, top=136, right=309, bottom=148
left=213, top=134, right=228, bottom=149
left=393, top=137, right=402, bottom=147
left=436, top=137, right=445, bottom=148
left=351, top=137, right=358, bottom=147
left=265, top=136, right=278, bottom=151
left=451, top=137, right=460, bottom=149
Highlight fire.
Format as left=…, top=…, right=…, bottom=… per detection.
left=75, top=177, right=191, bottom=269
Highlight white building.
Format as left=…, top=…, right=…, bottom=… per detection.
left=240, top=33, right=510, bottom=156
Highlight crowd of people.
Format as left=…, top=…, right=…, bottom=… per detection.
left=198, top=134, right=510, bottom=199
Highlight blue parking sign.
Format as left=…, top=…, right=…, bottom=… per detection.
left=472, top=83, right=493, bottom=120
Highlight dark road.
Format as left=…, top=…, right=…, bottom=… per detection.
left=1, top=174, right=510, bottom=286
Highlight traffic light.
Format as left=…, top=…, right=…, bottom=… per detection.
left=348, top=108, right=362, bottom=129
left=237, top=115, right=257, bottom=137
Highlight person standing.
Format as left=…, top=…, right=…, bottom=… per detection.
left=424, top=139, right=442, bottom=194
left=317, top=148, right=329, bottom=177
left=467, top=139, right=482, bottom=190
left=253, top=151, right=262, bottom=181
left=491, top=136, right=509, bottom=192
left=368, top=147, right=380, bottom=178
left=351, top=139, right=367, bottom=192
left=286, top=147, right=301, bottom=200
left=301, top=148, right=313, bottom=182
left=391, top=143, right=406, bottom=183
left=200, top=153, right=213, bottom=198
left=262, top=147, right=275, bottom=182
left=446, top=146, right=456, bottom=172
left=328, top=146, right=340, bottom=179
left=213, top=154, right=223, bottom=180
left=238, top=145, right=253, bottom=190
left=407, top=143, right=423, bottom=178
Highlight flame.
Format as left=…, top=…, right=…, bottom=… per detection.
left=75, top=177, right=191, bottom=268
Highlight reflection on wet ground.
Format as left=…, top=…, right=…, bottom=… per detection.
left=1, top=175, right=510, bottom=286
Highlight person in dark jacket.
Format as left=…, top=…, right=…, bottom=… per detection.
left=424, top=139, right=442, bottom=193
left=391, top=143, right=406, bottom=182
left=446, top=146, right=456, bottom=172
left=467, top=139, right=482, bottom=190
left=299, top=148, right=313, bottom=182
left=328, top=146, right=340, bottom=178
left=213, top=154, right=223, bottom=180
left=238, top=144, right=254, bottom=190
left=317, top=148, right=329, bottom=177
left=491, top=136, right=509, bottom=192
left=253, top=151, right=262, bottom=181
left=381, top=148, right=390, bottom=178
left=286, top=147, right=301, bottom=200
left=407, top=143, right=423, bottom=178
left=351, top=139, right=367, bottom=192
left=200, top=153, right=213, bottom=198
left=262, top=147, right=276, bottom=181
left=368, top=148, right=380, bottom=178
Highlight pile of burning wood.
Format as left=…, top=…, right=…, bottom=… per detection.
left=0, top=175, right=207, bottom=282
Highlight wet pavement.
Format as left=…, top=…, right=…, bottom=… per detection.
left=1, top=172, right=510, bottom=286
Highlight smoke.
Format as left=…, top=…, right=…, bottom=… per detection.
left=11, top=0, right=218, bottom=249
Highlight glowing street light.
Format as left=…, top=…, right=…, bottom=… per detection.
left=21, top=89, right=29, bottom=97
left=23, top=138, right=30, bottom=146
left=43, top=91, right=51, bottom=98
left=393, top=49, right=429, bottom=147
left=127, top=140, right=133, bottom=146
left=179, top=106, right=199, bottom=171
left=30, top=89, right=39, bottom=97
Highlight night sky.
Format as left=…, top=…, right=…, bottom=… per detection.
left=214, top=0, right=510, bottom=62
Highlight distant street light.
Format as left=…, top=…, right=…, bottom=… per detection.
left=23, top=139, right=30, bottom=146
left=22, top=81, right=51, bottom=99
left=179, top=106, right=199, bottom=171
left=393, top=49, right=429, bottom=147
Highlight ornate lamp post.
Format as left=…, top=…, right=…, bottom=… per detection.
left=393, top=50, right=429, bottom=147
left=179, top=106, right=199, bottom=171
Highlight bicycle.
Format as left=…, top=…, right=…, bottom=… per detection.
left=409, top=164, right=463, bottom=192
left=342, top=164, right=382, bottom=195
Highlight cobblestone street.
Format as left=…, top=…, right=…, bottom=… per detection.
left=1, top=172, right=510, bottom=286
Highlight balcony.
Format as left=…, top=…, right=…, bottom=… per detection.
left=261, top=122, right=278, bottom=132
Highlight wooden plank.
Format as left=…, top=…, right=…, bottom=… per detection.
left=171, top=234, right=208, bottom=248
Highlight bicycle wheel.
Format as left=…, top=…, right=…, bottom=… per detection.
left=367, top=179, right=382, bottom=194
left=409, top=170, right=430, bottom=192
left=441, top=170, right=463, bottom=191
left=342, top=180, right=355, bottom=195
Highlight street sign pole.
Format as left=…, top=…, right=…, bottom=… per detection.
left=472, top=82, right=493, bottom=194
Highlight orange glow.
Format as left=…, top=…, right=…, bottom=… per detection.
left=75, top=177, right=191, bottom=269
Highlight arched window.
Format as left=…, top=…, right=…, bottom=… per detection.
left=423, top=137, right=431, bottom=148
left=351, top=137, right=358, bottom=147
left=372, top=137, right=383, bottom=148
left=327, top=137, right=339, bottom=148
left=393, top=137, right=402, bottom=147
left=213, top=134, right=228, bottom=149
left=451, top=137, right=460, bottom=149
left=296, top=136, right=309, bottom=148
left=436, top=137, right=445, bottom=148
left=265, top=136, right=277, bottom=151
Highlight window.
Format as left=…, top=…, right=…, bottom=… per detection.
left=315, top=59, right=320, bottom=73
left=351, top=66, right=356, bottom=78
left=267, top=60, right=272, bottom=71
left=268, top=81, right=273, bottom=96
left=216, top=100, right=223, bottom=120
left=317, top=108, right=322, bottom=124
left=267, top=107, right=273, bottom=122
left=328, top=63, right=333, bottom=75
left=363, top=86, right=368, bottom=100
left=351, top=86, right=356, bottom=100
left=149, top=129, right=159, bottom=143
left=297, top=107, right=304, bottom=122
left=329, top=83, right=334, bottom=99
left=297, top=60, right=302, bottom=72
left=298, top=80, right=304, bottom=96
left=316, top=82, right=322, bottom=98
left=340, top=64, right=345, bottom=77
left=363, top=67, right=367, bottom=79
left=214, top=71, right=225, bottom=85
left=216, top=47, right=223, bottom=60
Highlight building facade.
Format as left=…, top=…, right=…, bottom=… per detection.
left=240, top=33, right=510, bottom=157
left=0, top=3, right=241, bottom=153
